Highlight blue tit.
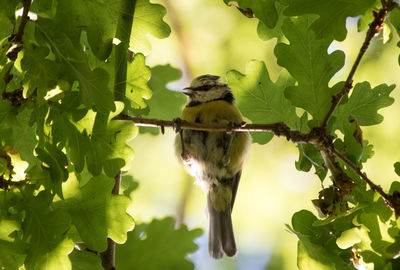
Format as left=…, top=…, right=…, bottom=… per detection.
left=175, top=74, right=251, bottom=259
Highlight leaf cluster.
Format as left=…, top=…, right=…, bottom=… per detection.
left=2, top=0, right=400, bottom=269
left=0, top=0, right=199, bottom=269
left=224, top=0, right=400, bottom=269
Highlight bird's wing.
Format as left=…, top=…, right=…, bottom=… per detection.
left=230, top=170, right=242, bottom=211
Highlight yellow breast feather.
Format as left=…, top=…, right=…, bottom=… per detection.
left=181, top=100, right=244, bottom=124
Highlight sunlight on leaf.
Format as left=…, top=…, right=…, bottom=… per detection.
left=274, top=16, right=345, bottom=125
left=131, top=0, right=171, bottom=54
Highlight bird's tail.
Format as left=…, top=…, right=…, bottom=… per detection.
left=207, top=192, right=237, bottom=259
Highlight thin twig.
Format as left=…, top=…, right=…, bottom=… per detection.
left=330, top=147, right=398, bottom=214
left=118, top=114, right=400, bottom=214
left=3, top=0, right=32, bottom=87
left=115, top=115, right=319, bottom=143
left=14, top=0, right=32, bottom=43
left=0, top=177, right=26, bottom=189
left=320, top=4, right=389, bottom=128
left=100, top=171, right=121, bottom=270
left=320, top=150, right=355, bottom=195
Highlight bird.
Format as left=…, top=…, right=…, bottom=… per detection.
left=175, top=74, right=251, bottom=259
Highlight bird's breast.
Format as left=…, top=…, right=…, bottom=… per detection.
left=176, top=101, right=251, bottom=186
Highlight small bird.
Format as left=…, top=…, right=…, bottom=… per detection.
left=175, top=75, right=251, bottom=259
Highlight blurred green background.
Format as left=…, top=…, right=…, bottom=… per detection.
left=127, top=0, right=400, bottom=269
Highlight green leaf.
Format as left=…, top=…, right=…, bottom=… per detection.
left=26, top=165, right=53, bottom=191
left=0, top=217, right=23, bottom=270
left=394, top=163, right=400, bottom=177
left=336, top=227, right=364, bottom=249
left=0, top=12, right=14, bottom=41
left=11, top=106, right=37, bottom=164
left=77, top=66, right=115, bottom=113
left=256, top=1, right=287, bottom=41
left=0, top=104, right=37, bottom=166
left=21, top=44, right=60, bottom=98
left=291, top=210, right=352, bottom=269
left=30, top=0, right=57, bottom=18
left=87, top=103, right=137, bottom=176
left=0, top=189, right=24, bottom=269
left=333, top=82, right=395, bottom=130
left=140, top=64, right=184, bottom=135
left=274, top=16, right=345, bottom=125
left=227, top=60, right=298, bottom=144
left=35, top=142, right=68, bottom=197
left=330, top=82, right=392, bottom=166
left=360, top=140, right=374, bottom=164
left=126, top=53, right=152, bottom=110
left=0, top=240, right=24, bottom=270
left=34, top=28, right=115, bottom=113
left=337, top=212, right=395, bottom=268
left=45, top=0, right=123, bottom=60
left=121, top=174, right=139, bottom=198
left=284, top=0, right=377, bottom=41
left=27, top=238, right=74, bottom=270
left=116, top=217, right=203, bottom=270
left=333, top=122, right=363, bottom=165
left=69, top=249, right=103, bottom=270
left=357, top=1, right=380, bottom=32
left=0, top=0, right=18, bottom=43
left=297, top=242, right=337, bottom=270
left=22, top=190, right=74, bottom=270
left=223, top=0, right=278, bottom=28
left=63, top=118, right=90, bottom=173
left=0, top=0, right=18, bottom=25
left=61, top=174, right=134, bottom=251
left=250, top=132, right=274, bottom=145
left=295, top=144, right=327, bottom=180
left=131, top=0, right=171, bottom=54
left=390, top=8, right=400, bottom=37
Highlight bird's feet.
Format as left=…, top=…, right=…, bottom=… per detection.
left=172, top=117, right=184, bottom=133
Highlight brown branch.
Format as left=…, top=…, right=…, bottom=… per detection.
left=117, top=115, right=400, bottom=214
left=0, top=176, right=26, bottom=189
left=14, top=0, right=31, bottom=43
left=2, top=88, right=24, bottom=106
left=312, top=0, right=400, bottom=214
left=330, top=147, right=400, bottom=215
left=320, top=3, right=390, bottom=128
left=320, top=150, right=355, bottom=196
left=115, top=115, right=321, bottom=143
left=100, top=171, right=121, bottom=270
left=112, top=1, right=400, bottom=221
left=3, top=0, right=32, bottom=87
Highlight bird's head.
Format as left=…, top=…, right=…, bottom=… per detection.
left=183, top=75, right=234, bottom=105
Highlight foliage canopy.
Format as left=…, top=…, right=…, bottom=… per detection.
left=1, top=0, right=400, bottom=269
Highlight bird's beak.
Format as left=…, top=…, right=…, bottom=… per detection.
left=182, top=87, right=193, bottom=96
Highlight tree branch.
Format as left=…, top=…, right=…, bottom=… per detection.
left=320, top=150, right=355, bottom=196
left=14, top=0, right=32, bottom=44
left=118, top=115, right=400, bottom=215
left=100, top=171, right=121, bottom=270
left=320, top=3, right=390, bottom=128
left=3, top=0, right=32, bottom=88
left=0, top=176, right=26, bottom=189
left=330, top=147, right=400, bottom=215
left=99, top=1, right=136, bottom=269
left=115, top=115, right=321, bottom=143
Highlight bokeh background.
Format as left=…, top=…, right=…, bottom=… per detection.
left=127, top=1, right=400, bottom=269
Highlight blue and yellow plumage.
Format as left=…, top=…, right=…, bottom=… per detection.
left=175, top=75, right=251, bottom=259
